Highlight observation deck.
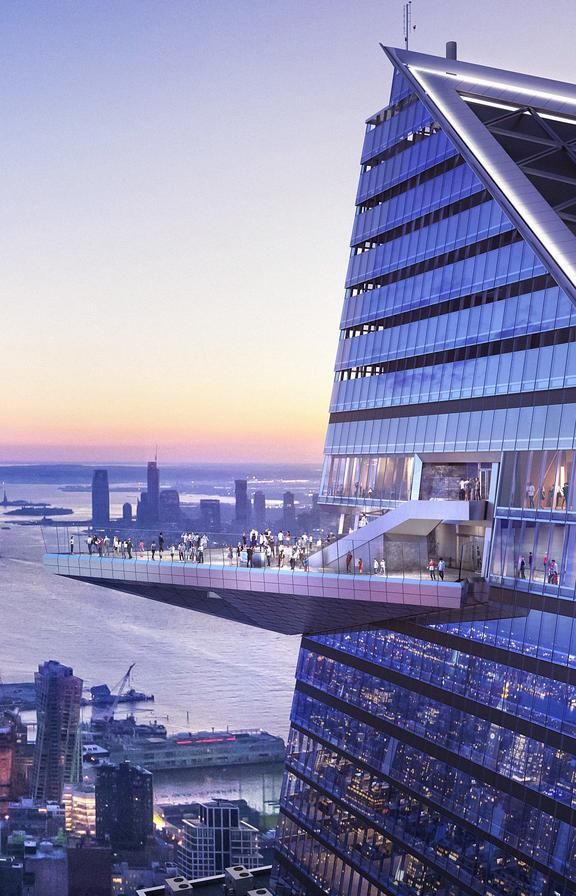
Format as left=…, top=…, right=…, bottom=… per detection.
left=43, top=552, right=474, bottom=635
left=43, top=499, right=489, bottom=635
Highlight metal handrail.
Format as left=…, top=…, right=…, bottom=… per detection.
left=42, top=524, right=478, bottom=584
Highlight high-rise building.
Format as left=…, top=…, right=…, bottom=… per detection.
left=0, top=711, right=27, bottom=814
left=310, top=492, right=320, bottom=528
left=281, top=492, right=296, bottom=532
left=271, top=45, right=576, bottom=896
left=137, top=461, right=165, bottom=524
left=234, top=479, right=249, bottom=528
left=122, top=501, right=132, bottom=523
left=147, top=461, right=160, bottom=522
left=47, top=45, right=576, bottom=896
left=31, top=661, right=82, bottom=803
left=136, top=491, right=149, bottom=524
left=159, top=488, right=181, bottom=523
left=200, top=499, right=221, bottom=531
left=96, top=761, right=153, bottom=851
left=0, top=717, right=17, bottom=812
left=91, top=469, right=110, bottom=528
left=177, top=800, right=262, bottom=879
left=252, top=490, right=266, bottom=530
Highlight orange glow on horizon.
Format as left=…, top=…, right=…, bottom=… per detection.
left=2, top=374, right=331, bottom=463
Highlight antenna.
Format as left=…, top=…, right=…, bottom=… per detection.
left=403, top=1, right=416, bottom=49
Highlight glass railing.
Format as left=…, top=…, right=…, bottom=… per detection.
left=42, top=525, right=479, bottom=584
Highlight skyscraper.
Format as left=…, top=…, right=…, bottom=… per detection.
left=91, top=469, right=110, bottom=528
left=235, top=479, right=249, bottom=528
left=253, top=490, right=266, bottom=531
left=281, top=491, right=296, bottom=532
left=147, top=460, right=160, bottom=522
left=272, top=45, right=576, bottom=896
left=31, top=661, right=82, bottom=803
left=0, top=711, right=27, bottom=814
left=95, top=761, right=153, bottom=851
left=46, top=45, right=576, bottom=896
left=159, top=488, right=181, bottom=523
left=200, top=498, right=221, bottom=531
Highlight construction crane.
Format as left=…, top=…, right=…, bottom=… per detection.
left=102, top=663, right=136, bottom=723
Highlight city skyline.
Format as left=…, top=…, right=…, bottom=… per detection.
left=3, top=0, right=576, bottom=463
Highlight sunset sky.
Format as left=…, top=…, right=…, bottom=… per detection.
left=2, top=0, right=574, bottom=463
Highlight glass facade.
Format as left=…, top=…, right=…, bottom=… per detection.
left=273, top=49, right=576, bottom=896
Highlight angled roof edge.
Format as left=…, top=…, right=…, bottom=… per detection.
left=381, top=45, right=576, bottom=307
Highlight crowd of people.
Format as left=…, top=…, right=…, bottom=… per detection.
left=67, top=526, right=399, bottom=577
left=70, top=527, right=327, bottom=571
left=229, top=528, right=320, bottom=570
left=67, top=529, right=464, bottom=581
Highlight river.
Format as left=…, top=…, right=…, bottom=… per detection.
left=0, top=476, right=303, bottom=819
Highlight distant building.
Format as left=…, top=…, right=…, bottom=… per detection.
left=281, top=492, right=296, bottom=532
left=122, top=502, right=132, bottom=524
left=200, top=499, right=221, bottom=532
left=31, top=661, right=82, bottom=803
left=113, top=861, right=179, bottom=895
left=96, top=761, right=153, bottom=851
left=0, top=711, right=28, bottom=814
left=252, top=491, right=266, bottom=530
left=147, top=461, right=160, bottom=522
left=136, top=492, right=149, bottom=524
left=177, top=800, right=262, bottom=880
left=63, top=783, right=96, bottom=837
left=159, top=489, right=181, bottom=524
left=234, top=480, right=249, bottom=528
left=67, top=841, right=112, bottom=896
left=23, top=840, right=67, bottom=894
left=91, top=470, right=110, bottom=528
left=310, top=492, right=320, bottom=527
left=0, top=857, right=23, bottom=896
left=5, top=799, right=65, bottom=839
